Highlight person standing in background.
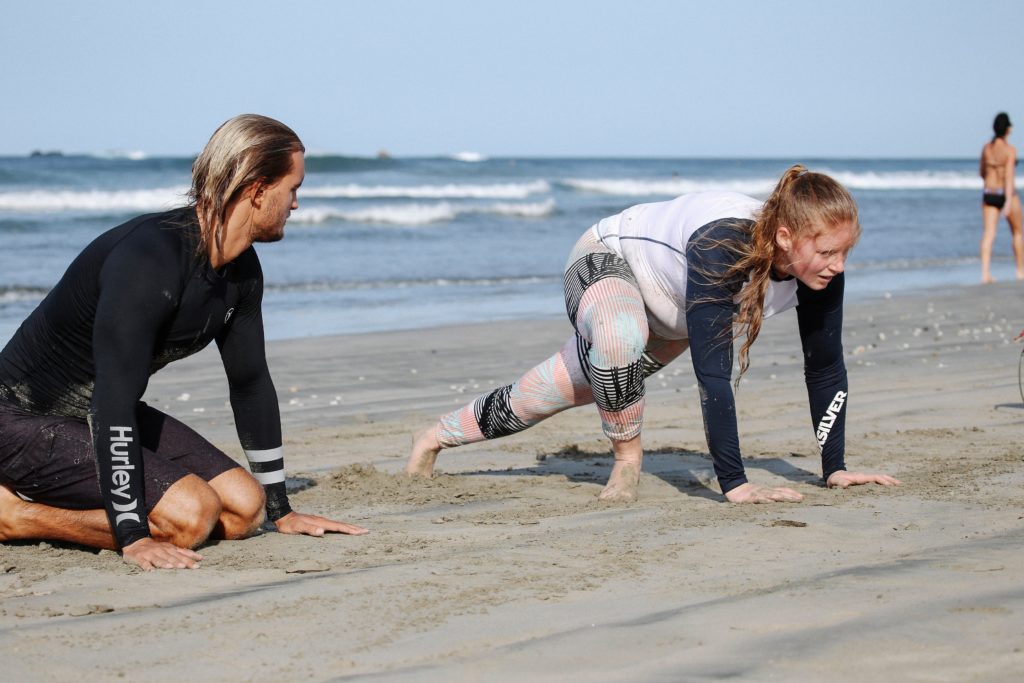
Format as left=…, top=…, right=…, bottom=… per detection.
left=979, top=112, right=1023, bottom=283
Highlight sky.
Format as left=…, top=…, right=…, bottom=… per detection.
left=2, top=0, right=1022, bottom=158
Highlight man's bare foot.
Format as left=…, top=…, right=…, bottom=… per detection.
left=598, top=461, right=640, bottom=502
left=0, top=484, right=28, bottom=540
left=404, top=425, right=441, bottom=478
left=982, top=275, right=996, bottom=284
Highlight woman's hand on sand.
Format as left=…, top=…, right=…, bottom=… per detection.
left=274, top=511, right=368, bottom=537
left=827, top=471, right=902, bottom=489
left=724, top=482, right=804, bottom=504
left=121, top=537, right=203, bottom=571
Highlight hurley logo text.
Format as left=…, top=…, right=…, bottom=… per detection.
left=108, top=426, right=140, bottom=525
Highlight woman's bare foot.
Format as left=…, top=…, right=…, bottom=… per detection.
left=404, top=425, right=442, bottom=478
left=597, top=461, right=640, bottom=502
left=598, top=434, right=643, bottom=502
left=724, top=482, right=803, bottom=503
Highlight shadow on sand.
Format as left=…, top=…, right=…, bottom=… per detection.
left=460, top=445, right=822, bottom=501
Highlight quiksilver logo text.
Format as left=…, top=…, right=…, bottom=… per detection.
left=816, top=391, right=847, bottom=449
left=108, top=426, right=140, bottom=526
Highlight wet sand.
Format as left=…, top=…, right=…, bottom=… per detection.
left=2, top=281, right=1023, bottom=681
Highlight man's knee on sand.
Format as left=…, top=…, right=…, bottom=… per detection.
left=149, top=474, right=225, bottom=548
left=149, top=470, right=268, bottom=546
left=209, top=468, right=267, bottom=540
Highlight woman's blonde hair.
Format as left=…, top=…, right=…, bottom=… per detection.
left=728, top=164, right=860, bottom=378
left=189, top=114, right=304, bottom=256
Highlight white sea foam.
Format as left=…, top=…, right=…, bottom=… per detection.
left=0, top=181, right=548, bottom=214
left=486, top=200, right=556, bottom=218
left=0, top=287, right=49, bottom=304
left=94, top=150, right=148, bottom=161
left=0, top=186, right=188, bottom=213
left=563, top=170, right=999, bottom=197
left=562, top=177, right=778, bottom=197
left=291, top=199, right=556, bottom=226
left=298, top=202, right=458, bottom=225
left=824, top=170, right=987, bottom=191
left=301, top=180, right=549, bottom=199
left=449, top=151, right=487, bottom=162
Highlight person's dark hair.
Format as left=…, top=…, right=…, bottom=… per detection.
left=189, top=114, right=304, bottom=256
left=993, top=112, right=1012, bottom=140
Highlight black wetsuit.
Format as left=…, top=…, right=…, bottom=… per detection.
left=0, top=207, right=289, bottom=548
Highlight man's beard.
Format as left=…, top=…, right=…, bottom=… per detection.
left=250, top=205, right=287, bottom=243
left=252, top=224, right=285, bottom=243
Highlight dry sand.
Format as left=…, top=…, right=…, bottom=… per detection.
left=2, top=282, right=1023, bottom=682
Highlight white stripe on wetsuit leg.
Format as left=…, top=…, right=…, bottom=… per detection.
left=244, top=447, right=286, bottom=486
left=244, top=447, right=283, bottom=462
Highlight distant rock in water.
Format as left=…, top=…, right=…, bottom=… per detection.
left=29, top=150, right=63, bottom=158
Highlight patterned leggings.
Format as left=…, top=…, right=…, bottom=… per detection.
left=436, top=229, right=688, bottom=447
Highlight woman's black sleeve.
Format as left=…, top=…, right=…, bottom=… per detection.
left=684, top=221, right=749, bottom=493
left=795, top=273, right=848, bottom=480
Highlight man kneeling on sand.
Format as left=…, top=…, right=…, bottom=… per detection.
left=0, top=114, right=367, bottom=571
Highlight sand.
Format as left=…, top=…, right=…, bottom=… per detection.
left=2, top=281, right=1023, bottom=682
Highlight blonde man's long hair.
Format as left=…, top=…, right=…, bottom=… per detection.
left=189, top=114, right=304, bottom=257
left=728, top=164, right=860, bottom=378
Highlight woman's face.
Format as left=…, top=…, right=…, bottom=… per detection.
left=776, top=222, right=858, bottom=290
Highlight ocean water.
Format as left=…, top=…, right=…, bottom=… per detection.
left=0, top=154, right=1019, bottom=344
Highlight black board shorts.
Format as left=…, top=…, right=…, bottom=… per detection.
left=0, top=400, right=240, bottom=512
